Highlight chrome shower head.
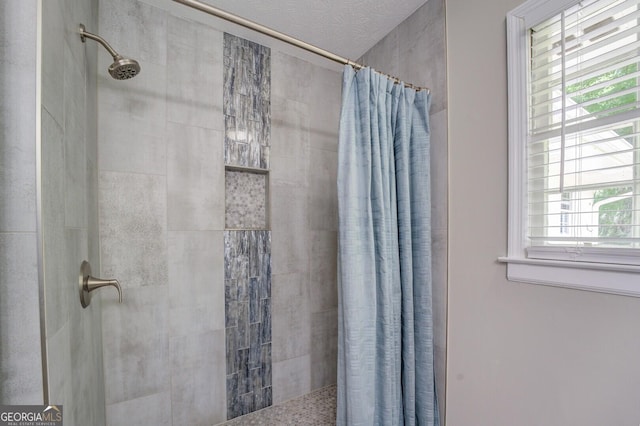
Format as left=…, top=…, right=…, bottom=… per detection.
left=109, top=56, right=141, bottom=80
left=79, top=24, right=141, bottom=80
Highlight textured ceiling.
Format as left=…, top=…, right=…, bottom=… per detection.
left=189, top=0, right=428, bottom=60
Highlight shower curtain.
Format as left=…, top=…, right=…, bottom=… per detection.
left=336, top=66, right=439, bottom=426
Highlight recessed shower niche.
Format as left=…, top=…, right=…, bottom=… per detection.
left=225, top=168, right=269, bottom=230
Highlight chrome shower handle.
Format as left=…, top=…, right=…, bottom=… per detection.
left=79, top=260, right=123, bottom=308
left=86, top=276, right=122, bottom=302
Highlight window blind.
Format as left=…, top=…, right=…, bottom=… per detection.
left=527, top=0, right=640, bottom=252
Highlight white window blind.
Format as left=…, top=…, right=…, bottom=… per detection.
left=527, top=0, right=640, bottom=261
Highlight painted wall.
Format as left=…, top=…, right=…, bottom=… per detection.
left=97, top=0, right=341, bottom=424
left=446, top=0, right=640, bottom=424
left=359, top=0, right=449, bottom=417
left=0, top=0, right=43, bottom=405
left=39, top=0, right=106, bottom=423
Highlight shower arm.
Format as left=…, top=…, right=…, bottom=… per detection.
left=79, top=24, right=120, bottom=59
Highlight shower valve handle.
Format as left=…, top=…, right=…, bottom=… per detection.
left=79, top=260, right=123, bottom=308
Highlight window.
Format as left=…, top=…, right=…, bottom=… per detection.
left=503, top=0, right=640, bottom=297
left=559, top=192, right=572, bottom=234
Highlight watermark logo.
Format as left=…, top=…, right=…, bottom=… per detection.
left=0, top=405, right=63, bottom=426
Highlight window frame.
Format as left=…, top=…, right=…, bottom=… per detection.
left=502, top=0, right=640, bottom=298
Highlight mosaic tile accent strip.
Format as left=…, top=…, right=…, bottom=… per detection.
left=217, top=385, right=337, bottom=426
left=224, top=33, right=271, bottom=169
left=226, top=170, right=267, bottom=229
left=225, top=230, right=272, bottom=420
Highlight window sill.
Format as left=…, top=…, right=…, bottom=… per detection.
left=497, top=257, right=640, bottom=298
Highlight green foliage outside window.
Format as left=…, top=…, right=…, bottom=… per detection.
left=593, top=187, right=633, bottom=238
left=566, top=64, right=637, bottom=238
left=567, top=63, right=637, bottom=133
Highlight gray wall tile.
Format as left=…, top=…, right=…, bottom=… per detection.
left=434, top=343, right=447, bottom=420
left=432, top=229, right=448, bottom=416
left=102, top=285, right=170, bottom=405
left=307, top=149, right=338, bottom=232
left=432, top=229, right=448, bottom=351
left=98, top=61, right=167, bottom=175
left=0, top=233, right=42, bottom=403
left=64, top=40, right=88, bottom=230
left=87, top=158, right=101, bottom=273
left=167, top=15, right=224, bottom=130
left=309, top=231, right=338, bottom=313
left=397, top=0, right=447, bottom=113
left=272, top=355, right=311, bottom=404
left=310, top=310, right=338, bottom=389
left=99, top=171, right=168, bottom=289
left=94, top=4, right=346, bottom=422
left=68, top=236, right=106, bottom=426
left=39, top=0, right=106, bottom=423
left=271, top=53, right=314, bottom=105
left=46, top=324, right=73, bottom=423
left=307, top=66, right=341, bottom=154
left=42, top=108, right=68, bottom=337
left=168, top=231, right=224, bottom=337
left=106, top=392, right=172, bottom=426
left=270, top=50, right=341, bottom=400
left=0, top=121, right=36, bottom=232
left=170, top=331, right=227, bottom=425
left=272, top=272, right=310, bottom=363
left=41, top=0, right=65, bottom=127
left=270, top=96, right=310, bottom=187
left=430, top=109, right=449, bottom=232
left=0, top=0, right=37, bottom=234
left=4, top=1, right=104, bottom=414
left=271, top=185, right=309, bottom=275
left=167, top=123, right=224, bottom=231
left=358, top=30, right=400, bottom=81
left=98, top=0, right=167, bottom=66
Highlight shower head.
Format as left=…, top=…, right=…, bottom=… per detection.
left=108, top=56, right=141, bottom=80
left=79, top=24, right=140, bottom=80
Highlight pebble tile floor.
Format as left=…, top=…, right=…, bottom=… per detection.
left=217, top=385, right=336, bottom=425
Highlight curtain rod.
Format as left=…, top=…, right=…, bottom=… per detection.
left=172, top=0, right=429, bottom=92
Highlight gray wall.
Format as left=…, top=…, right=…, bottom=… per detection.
left=97, top=0, right=341, bottom=423
left=359, top=0, right=448, bottom=417
left=40, top=0, right=106, bottom=423
left=97, top=1, right=225, bottom=424
left=447, top=0, right=640, bottom=424
left=0, top=1, right=106, bottom=422
left=270, top=52, right=341, bottom=403
left=0, top=0, right=43, bottom=405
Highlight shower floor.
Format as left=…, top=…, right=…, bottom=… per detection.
left=217, top=385, right=337, bottom=426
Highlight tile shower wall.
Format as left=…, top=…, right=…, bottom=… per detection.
left=223, top=34, right=272, bottom=419
left=0, top=0, right=43, bottom=404
left=224, top=230, right=272, bottom=418
left=223, top=33, right=271, bottom=169
left=39, top=0, right=106, bottom=423
left=270, top=53, right=342, bottom=402
left=2, top=0, right=106, bottom=419
left=98, top=1, right=226, bottom=424
left=359, top=0, right=449, bottom=418
left=97, top=0, right=341, bottom=423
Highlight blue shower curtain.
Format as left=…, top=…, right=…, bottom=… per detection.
left=336, top=66, right=439, bottom=426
